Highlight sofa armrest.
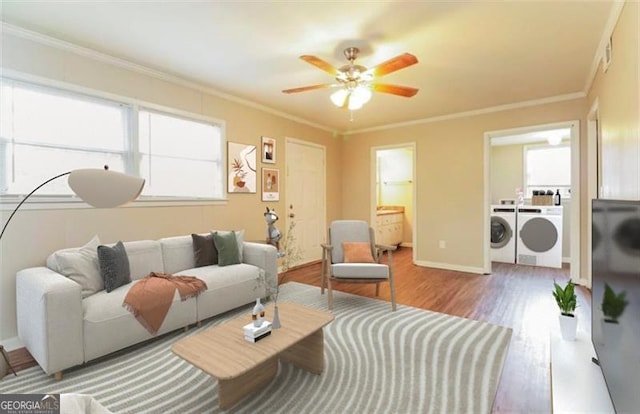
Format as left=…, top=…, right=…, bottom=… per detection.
left=16, top=267, right=84, bottom=376
left=242, top=242, right=278, bottom=291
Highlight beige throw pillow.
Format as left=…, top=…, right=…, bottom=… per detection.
left=342, top=242, right=375, bottom=263
left=55, top=235, right=103, bottom=298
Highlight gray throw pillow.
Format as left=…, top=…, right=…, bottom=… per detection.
left=192, top=233, right=218, bottom=267
left=97, top=241, right=131, bottom=292
left=213, top=231, right=241, bottom=266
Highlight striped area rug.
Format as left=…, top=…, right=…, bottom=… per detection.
left=0, top=282, right=512, bottom=413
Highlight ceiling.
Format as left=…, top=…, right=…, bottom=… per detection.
left=0, top=1, right=615, bottom=133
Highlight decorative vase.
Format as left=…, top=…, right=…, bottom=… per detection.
left=252, top=298, right=265, bottom=327
left=558, top=313, right=577, bottom=341
left=272, top=305, right=281, bottom=329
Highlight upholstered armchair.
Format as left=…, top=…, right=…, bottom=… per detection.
left=320, top=220, right=397, bottom=311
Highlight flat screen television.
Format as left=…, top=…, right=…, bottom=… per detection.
left=591, top=199, right=640, bottom=413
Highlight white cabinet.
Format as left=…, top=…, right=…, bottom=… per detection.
left=376, top=212, right=403, bottom=246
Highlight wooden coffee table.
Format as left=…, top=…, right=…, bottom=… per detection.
left=172, top=302, right=334, bottom=409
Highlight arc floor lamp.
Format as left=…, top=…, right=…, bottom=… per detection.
left=0, top=165, right=145, bottom=376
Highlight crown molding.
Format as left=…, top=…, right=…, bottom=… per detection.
left=342, top=92, right=586, bottom=135
left=583, top=1, right=626, bottom=94
left=0, top=22, right=337, bottom=135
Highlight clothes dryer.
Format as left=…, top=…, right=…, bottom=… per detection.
left=517, top=206, right=563, bottom=268
left=491, top=205, right=517, bottom=263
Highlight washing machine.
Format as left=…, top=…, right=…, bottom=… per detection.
left=517, top=206, right=563, bottom=268
left=491, top=205, right=517, bottom=263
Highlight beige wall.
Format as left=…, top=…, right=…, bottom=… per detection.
left=491, top=143, right=572, bottom=259
left=587, top=1, right=640, bottom=200
left=342, top=99, right=587, bottom=271
left=0, top=33, right=341, bottom=341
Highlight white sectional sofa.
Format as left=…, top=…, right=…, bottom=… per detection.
left=16, top=234, right=277, bottom=378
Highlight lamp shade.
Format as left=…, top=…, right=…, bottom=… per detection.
left=68, top=168, right=145, bottom=208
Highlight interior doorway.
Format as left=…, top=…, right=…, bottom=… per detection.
left=285, top=138, right=326, bottom=267
left=370, top=143, right=416, bottom=261
left=484, top=120, right=581, bottom=283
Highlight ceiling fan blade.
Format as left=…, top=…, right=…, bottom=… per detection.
left=368, top=53, right=418, bottom=77
left=300, top=55, right=339, bottom=76
left=282, top=84, right=333, bottom=94
left=371, top=83, right=419, bottom=97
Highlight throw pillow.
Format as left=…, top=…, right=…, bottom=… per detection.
left=213, top=231, right=241, bottom=266
left=212, top=229, right=245, bottom=262
left=191, top=233, right=218, bottom=267
left=343, top=242, right=375, bottom=263
left=55, top=235, right=103, bottom=298
left=97, top=241, right=131, bottom=292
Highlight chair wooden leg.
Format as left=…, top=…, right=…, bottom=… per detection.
left=389, top=274, right=397, bottom=312
left=320, top=251, right=326, bottom=295
left=375, top=282, right=380, bottom=296
left=327, top=277, right=334, bottom=310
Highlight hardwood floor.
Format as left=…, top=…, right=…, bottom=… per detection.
left=285, top=247, right=590, bottom=414
left=7, top=247, right=589, bottom=413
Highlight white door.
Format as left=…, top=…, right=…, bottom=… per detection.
left=285, top=139, right=326, bottom=266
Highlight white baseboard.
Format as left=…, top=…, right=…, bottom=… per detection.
left=414, top=260, right=485, bottom=275
left=399, top=242, right=413, bottom=248
left=2, top=336, right=24, bottom=352
left=562, top=256, right=571, bottom=263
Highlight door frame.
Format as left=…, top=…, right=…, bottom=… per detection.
left=370, top=142, right=417, bottom=263
left=483, top=120, right=581, bottom=282
left=285, top=137, right=327, bottom=265
left=585, top=99, right=600, bottom=288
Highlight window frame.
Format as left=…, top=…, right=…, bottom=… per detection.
left=0, top=76, right=228, bottom=210
left=522, top=142, right=572, bottom=200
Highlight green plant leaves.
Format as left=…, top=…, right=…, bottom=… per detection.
left=552, top=280, right=577, bottom=316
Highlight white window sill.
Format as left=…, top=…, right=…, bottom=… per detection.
left=0, top=196, right=228, bottom=211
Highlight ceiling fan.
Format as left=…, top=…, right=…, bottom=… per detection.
left=282, top=47, right=419, bottom=110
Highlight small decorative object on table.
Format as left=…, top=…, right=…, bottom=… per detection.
left=552, top=280, right=578, bottom=341
left=243, top=320, right=272, bottom=343
left=252, top=298, right=265, bottom=327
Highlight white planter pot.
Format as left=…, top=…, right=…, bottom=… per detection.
left=559, top=314, right=577, bottom=341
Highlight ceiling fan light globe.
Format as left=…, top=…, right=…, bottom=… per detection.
left=351, top=86, right=372, bottom=106
left=330, top=89, right=349, bottom=107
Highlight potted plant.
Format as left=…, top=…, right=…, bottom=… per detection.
left=552, top=280, right=578, bottom=340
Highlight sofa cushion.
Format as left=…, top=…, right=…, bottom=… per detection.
left=160, top=236, right=195, bottom=275
left=192, top=233, right=218, bottom=267
left=175, top=264, right=263, bottom=321
left=213, top=231, right=241, bottom=266
left=55, top=235, right=103, bottom=298
left=122, top=240, right=165, bottom=281
left=98, top=241, right=131, bottom=292
left=82, top=280, right=196, bottom=361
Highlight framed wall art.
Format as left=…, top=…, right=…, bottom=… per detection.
left=228, top=142, right=257, bottom=193
left=262, top=168, right=280, bottom=201
left=261, top=136, right=276, bottom=164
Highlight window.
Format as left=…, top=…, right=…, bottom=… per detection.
left=1, top=80, right=129, bottom=196
left=0, top=78, right=225, bottom=202
left=138, top=110, right=223, bottom=198
left=523, top=144, right=571, bottom=199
